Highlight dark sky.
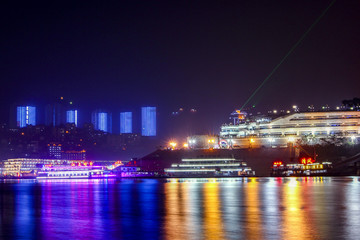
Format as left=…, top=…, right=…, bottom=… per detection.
left=1, top=0, right=360, bottom=134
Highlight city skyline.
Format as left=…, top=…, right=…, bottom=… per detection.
left=1, top=1, right=359, bottom=133
left=10, top=99, right=162, bottom=135
left=8, top=98, right=360, bottom=139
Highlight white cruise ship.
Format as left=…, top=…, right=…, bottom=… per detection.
left=220, top=111, right=360, bottom=148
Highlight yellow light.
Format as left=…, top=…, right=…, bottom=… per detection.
left=183, top=143, right=189, bottom=148
left=250, top=138, right=255, bottom=143
left=169, top=142, right=177, bottom=148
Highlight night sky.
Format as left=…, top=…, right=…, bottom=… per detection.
left=1, top=0, right=359, bottom=135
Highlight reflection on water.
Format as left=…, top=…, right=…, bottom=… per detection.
left=1, top=177, right=360, bottom=240
left=282, top=178, right=315, bottom=240
left=244, top=178, right=262, bottom=240
left=164, top=180, right=183, bottom=239
left=203, top=181, right=224, bottom=240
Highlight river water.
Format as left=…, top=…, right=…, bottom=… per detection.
left=0, top=177, right=359, bottom=240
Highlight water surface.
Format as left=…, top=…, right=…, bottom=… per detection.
left=0, top=177, right=359, bottom=240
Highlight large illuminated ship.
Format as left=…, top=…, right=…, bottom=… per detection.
left=220, top=110, right=360, bottom=149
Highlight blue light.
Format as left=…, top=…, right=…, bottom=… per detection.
left=141, top=107, right=156, bottom=136
left=92, top=110, right=112, bottom=133
left=17, top=106, right=36, bottom=128
left=120, top=112, right=132, bottom=133
left=66, top=110, right=78, bottom=126
left=99, top=112, right=107, bottom=132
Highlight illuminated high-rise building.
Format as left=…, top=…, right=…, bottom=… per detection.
left=120, top=112, right=132, bottom=133
left=141, top=107, right=156, bottom=136
left=16, top=106, right=36, bottom=128
left=92, top=110, right=112, bottom=133
left=66, top=110, right=78, bottom=126
left=45, top=103, right=66, bottom=126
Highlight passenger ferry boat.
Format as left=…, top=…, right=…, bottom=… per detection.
left=36, top=162, right=116, bottom=180
left=270, top=158, right=333, bottom=177
left=164, top=156, right=255, bottom=177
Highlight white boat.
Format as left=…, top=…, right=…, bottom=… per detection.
left=36, top=163, right=116, bottom=180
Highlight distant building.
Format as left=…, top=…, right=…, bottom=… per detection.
left=45, top=103, right=66, bottom=126
left=120, top=112, right=132, bottom=133
left=141, top=107, right=156, bottom=136
left=66, top=110, right=78, bottom=126
left=48, top=143, right=62, bottom=159
left=62, top=150, right=86, bottom=160
left=92, top=110, right=112, bottom=133
left=17, top=106, right=36, bottom=128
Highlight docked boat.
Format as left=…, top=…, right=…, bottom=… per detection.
left=36, top=162, right=116, bottom=180
left=270, top=159, right=333, bottom=177
left=164, top=156, right=255, bottom=177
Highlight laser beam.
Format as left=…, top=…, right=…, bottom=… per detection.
left=240, top=0, right=336, bottom=110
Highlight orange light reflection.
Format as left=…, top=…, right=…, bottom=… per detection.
left=203, top=181, right=225, bottom=240
left=282, top=178, right=315, bottom=239
left=164, top=181, right=188, bottom=240
left=244, top=178, right=263, bottom=240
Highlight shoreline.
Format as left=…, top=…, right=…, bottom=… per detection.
left=1, top=175, right=359, bottom=181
